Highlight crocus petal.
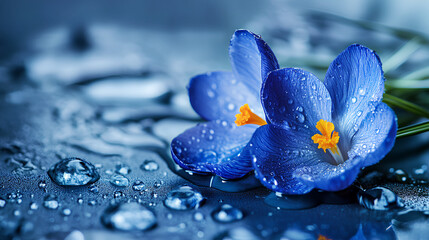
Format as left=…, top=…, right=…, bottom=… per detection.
left=348, top=102, right=397, bottom=167
left=229, top=30, right=279, bottom=99
left=261, top=68, right=332, bottom=136
left=171, top=120, right=257, bottom=179
left=188, top=71, right=262, bottom=120
left=324, top=44, right=385, bottom=145
left=293, top=157, right=363, bottom=192
left=246, top=124, right=332, bottom=194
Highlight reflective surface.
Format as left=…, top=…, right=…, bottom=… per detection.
left=0, top=0, right=428, bottom=239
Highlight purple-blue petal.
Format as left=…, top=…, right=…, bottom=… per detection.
left=188, top=71, right=262, bottom=120
left=247, top=124, right=332, bottom=194
left=229, top=30, right=279, bottom=99
left=261, top=68, right=332, bottom=135
left=324, top=44, right=385, bottom=144
left=171, top=120, right=257, bottom=179
left=293, top=157, right=363, bottom=192
left=348, top=102, right=397, bottom=167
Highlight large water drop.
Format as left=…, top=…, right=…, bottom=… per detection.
left=47, top=157, right=100, bottom=186
left=164, top=185, right=205, bottom=210
left=140, top=160, right=159, bottom=171
left=101, top=202, right=156, bottom=231
left=211, top=204, right=244, bottom=223
left=358, top=187, right=404, bottom=210
left=43, top=194, right=59, bottom=210
left=110, top=174, right=130, bottom=187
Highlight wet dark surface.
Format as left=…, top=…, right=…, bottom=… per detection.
left=1, top=1, right=429, bottom=239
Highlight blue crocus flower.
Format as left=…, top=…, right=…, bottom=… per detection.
left=242, top=44, right=397, bottom=194
left=171, top=30, right=279, bottom=179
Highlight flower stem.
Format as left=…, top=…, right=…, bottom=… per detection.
left=383, top=93, right=429, bottom=118
left=397, top=121, right=429, bottom=138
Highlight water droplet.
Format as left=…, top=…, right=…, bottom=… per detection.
left=227, top=103, right=235, bottom=111
left=207, top=90, right=215, bottom=98
left=358, top=88, right=366, bottom=95
left=278, top=228, right=315, bottom=240
left=164, top=185, right=205, bottom=210
left=132, top=181, right=146, bottom=191
left=140, top=160, right=159, bottom=171
left=351, top=97, right=357, bottom=103
left=414, top=165, right=427, bottom=175
left=296, top=106, right=303, bottom=112
left=392, top=169, right=410, bottom=183
left=77, top=198, right=83, bottom=204
left=357, top=110, right=363, bottom=116
left=101, top=202, right=156, bottom=231
left=193, top=212, right=205, bottom=222
left=0, top=198, right=6, bottom=208
left=47, top=157, right=100, bottom=186
left=153, top=181, right=163, bottom=188
left=110, top=174, right=130, bottom=187
left=89, top=184, right=99, bottom=193
left=38, top=180, right=47, bottom=190
left=296, top=113, right=305, bottom=123
left=211, top=204, right=244, bottom=223
left=288, top=99, right=293, bottom=105
left=88, top=200, right=97, bottom=206
left=115, top=162, right=131, bottom=175
left=64, top=230, right=84, bottom=240
left=30, top=202, right=38, bottom=210
left=215, top=227, right=260, bottom=240
left=62, top=208, right=72, bottom=216
left=358, top=187, right=404, bottom=210
left=114, top=191, right=124, bottom=198
left=199, top=151, right=217, bottom=163
left=43, top=194, right=59, bottom=210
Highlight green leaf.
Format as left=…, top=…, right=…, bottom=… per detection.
left=383, top=93, right=429, bottom=118
left=386, top=79, right=429, bottom=90
left=310, top=11, right=429, bottom=43
left=401, top=65, right=429, bottom=80
left=397, top=121, right=429, bottom=138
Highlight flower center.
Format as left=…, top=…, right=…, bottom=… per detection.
left=311, top=119, right=344, bottom=165
left=235, top=104, right=267, bottom=126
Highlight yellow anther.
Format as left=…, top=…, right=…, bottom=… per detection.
left=318, top=234, right=332, bottom=240
left=235, top=104, right=267, bottom=126
left=311, top=119, right=340, bottom=154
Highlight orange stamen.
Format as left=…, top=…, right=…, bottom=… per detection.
left=318, top=234, right=332, bottom=240
left=235, top=104, right=267, bottom=126
left=311, top=119, right=340, bottom=154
